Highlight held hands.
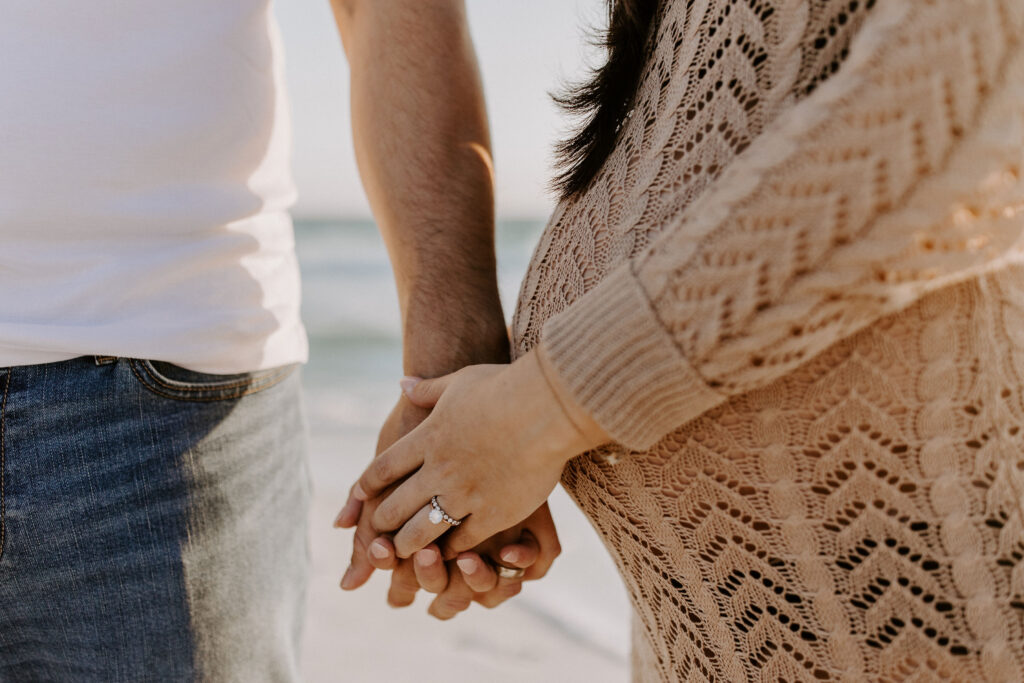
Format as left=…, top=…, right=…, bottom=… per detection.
left=352, top=347, right=609, bottom=561
left=354, top=504, right=561, bottom=619
left=335, top=393, right=562, bottom=619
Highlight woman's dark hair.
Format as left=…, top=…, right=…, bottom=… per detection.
left=554, top=0, right=661, bottom=199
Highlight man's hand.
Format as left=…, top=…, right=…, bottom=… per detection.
left=359, top=503, right=561, bottom=619
left=352, top=349, right=608, bottom=559
left=336, top=395, right=562, bottom=619
left=329, top=0, right=550, bottom=618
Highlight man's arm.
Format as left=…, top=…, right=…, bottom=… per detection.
left=331, top=0, right=509, bottom=375
left=330, top=0, right=562, bottom=618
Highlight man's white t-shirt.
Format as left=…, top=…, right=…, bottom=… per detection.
left=0, top=0, right=308, bottom=373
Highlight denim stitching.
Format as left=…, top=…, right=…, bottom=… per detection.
left=0, top=368, right=10, bottom=561
left=135, top=360, right=293, bottom=396
left=135, top=360, right=291, bottom=393
left=128, top=361, right=295, bottom=403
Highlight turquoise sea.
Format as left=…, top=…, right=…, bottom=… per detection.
left=294, top=218, right=632, bottom=680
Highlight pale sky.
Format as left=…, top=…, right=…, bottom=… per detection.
left=274, top=0, right=604, bottom=219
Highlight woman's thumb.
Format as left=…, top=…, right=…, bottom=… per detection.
left=400, top=374, right=450, bottom=408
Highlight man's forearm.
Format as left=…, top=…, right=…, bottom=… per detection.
left=332, top=0, right=508, bottom=376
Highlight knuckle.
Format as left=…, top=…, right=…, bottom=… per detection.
left=351, top=530, right=370, bottom=556
left=387, top=577, right=417, bottom=606
left=372, top=507, right=397, bottom=532
left=370, top=456, right=394, bottom=485
left=439, top=597, right=472, bottom=614
left=501, top=583, right=523, bottom=599
left=418, top=573, right=448, bottom=593
left=394, top=575, right=420, bottom=594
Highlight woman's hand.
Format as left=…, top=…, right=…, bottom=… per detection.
left=352, top=347, right=608, bottom=559
left=335, top=396, right=563, bottom=619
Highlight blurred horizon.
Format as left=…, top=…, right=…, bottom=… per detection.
left=274, top=0, right=604, bottom=220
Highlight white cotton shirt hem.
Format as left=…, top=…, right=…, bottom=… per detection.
left=0, top=2, right=309, bottom=374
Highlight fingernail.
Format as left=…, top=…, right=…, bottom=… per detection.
left=369, top=540, right=390, bottom=560
left=500, top=548, right=521, bottom=565
left=340, top=567, right=355, bottom=590
left=399, top=376, right=422, bottom=396
left=456, top=556, right=478, bottom=575
left=352, top=483, right=368, bottom=501
left=416, top=548, right=438, bottom=567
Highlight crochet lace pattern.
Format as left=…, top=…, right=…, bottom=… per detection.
left=511, top=0, right=1024, bottom=680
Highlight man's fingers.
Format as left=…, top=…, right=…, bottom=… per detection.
left=413, top=545, right=449, bottom=594
left=520, top=506, right=561, bottom=580
left=497, top=532, right=540, bottom=571
left=474, top=579, right=523, bottom=609
left=387, top=560, right=420, bottom=608
left=427, top=564, right=474, bottom=621
left=440, top=519, right=490, bottom=560
left=354, top=437, right=424, bottom=502
left=455, top=552, right=498, bottom=593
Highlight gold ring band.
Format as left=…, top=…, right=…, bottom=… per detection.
left=495, top=564, right=526, bottom=580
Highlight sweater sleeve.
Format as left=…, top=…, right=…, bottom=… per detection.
left=541, top=0, right=1024, bottom=451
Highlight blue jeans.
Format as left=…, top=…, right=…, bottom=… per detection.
left=0, top=357, right=310, bottom=682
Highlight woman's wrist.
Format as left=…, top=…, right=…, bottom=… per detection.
left=503, top=346, right=608, bottom=467
left=535, top=344, right=609, bottom=448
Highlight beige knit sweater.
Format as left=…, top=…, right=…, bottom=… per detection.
left=511, top=0, right=1024, bottom=680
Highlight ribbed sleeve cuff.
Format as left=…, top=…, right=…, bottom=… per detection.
left=540, top=265, right=725, bottom=451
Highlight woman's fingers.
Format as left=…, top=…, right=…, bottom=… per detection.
left=455, top=552, right=498, bottom=593
left=391, top=497, right=466, bottom=558
left=387, top=559, right=420, bottom=608
left=427, top=564, right=474, bottom=620
left=354, top=437, right=424, bottom=502
left=371, top=471, right=434, bottom=533
left=474, top=577, right=523, bottom=609
left=400, top=373, right=454, bottom=409
left=412, top=545, right=449, bottom=594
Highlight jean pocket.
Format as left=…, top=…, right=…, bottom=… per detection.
left=128, top=359, right=297, bottom=402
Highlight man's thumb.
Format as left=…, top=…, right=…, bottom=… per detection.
left=399, top=374, right=450, bottom=408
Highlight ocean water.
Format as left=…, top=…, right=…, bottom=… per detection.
left=295, top=218, right=633, bottom=669
left=296, top=217, right=546, bottom=431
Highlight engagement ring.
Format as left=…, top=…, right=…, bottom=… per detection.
left=429, top=495, right=462, bottom=526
